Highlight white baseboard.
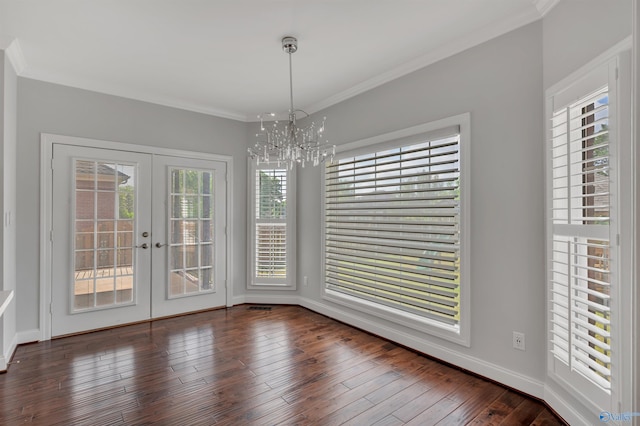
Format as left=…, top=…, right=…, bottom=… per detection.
left=544, top=386, right=593, bottom=426
left=17, top=329, right=41, bottom=345
left=0, top=331, right=19, bottom=372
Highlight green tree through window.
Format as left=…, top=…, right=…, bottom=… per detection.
left=258, top=171, right=286, bottom=219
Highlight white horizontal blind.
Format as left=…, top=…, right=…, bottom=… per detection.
left=325, top=132, right=461, bottom=326
left=255, top=168, right=287, bottom=279
left=549, top=86, right=612, bottom=390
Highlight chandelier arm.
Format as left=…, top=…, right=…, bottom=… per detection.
left=292, top=109, right=310, bottom=118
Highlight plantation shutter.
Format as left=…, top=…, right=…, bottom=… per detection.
left=324, top=129, right=461, bottom=326
left=255, top=168, right=288, bottom=279
left=549, top=84, right=613, bottom=391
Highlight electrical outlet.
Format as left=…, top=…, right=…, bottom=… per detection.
left=513, top=332, right=525, bottom=351
left=303, top=276, right=308, bottom=286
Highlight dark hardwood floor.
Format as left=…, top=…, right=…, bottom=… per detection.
left=0, top=306, right=565, bottom=425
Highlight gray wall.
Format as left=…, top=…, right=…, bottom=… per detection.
left=543, top=0, right=633, bottom=89
left=16, top=80, right=248, bottom=332
left=298, top=21, right=546, bottom=381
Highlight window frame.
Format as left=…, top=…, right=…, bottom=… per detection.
left=247, top=160, right=297, bottom=290
left=544, top=42, right=633, bottom=415
left=321, top=113, right=470, bottom=346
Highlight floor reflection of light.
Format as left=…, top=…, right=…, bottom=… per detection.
left=244, top=314, right=299, bottom=393
left=61, top=344, right=135, bottom=422
left=167, top=325, right=216, bottom=374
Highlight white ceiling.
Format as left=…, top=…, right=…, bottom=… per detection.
left=0, top=0, right=555, bottom=122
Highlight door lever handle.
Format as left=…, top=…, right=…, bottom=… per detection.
left=155, top=242, right=167, bottom=248
left=136, top=243, right=149, bottom=249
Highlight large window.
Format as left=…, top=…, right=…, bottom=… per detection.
left=546, top=51, right=632, bottom=414
left=323, top=115, right=470, bottom=345
left=247, top=162, right=296, bottom=289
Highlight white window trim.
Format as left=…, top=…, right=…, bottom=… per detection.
left=544, top=37, right=634, bottom=416
left=247, top=159, right=297, bottom=290
left=321, top=113, right=471, bottom=346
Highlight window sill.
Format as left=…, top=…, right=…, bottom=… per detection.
left=323, top=289, right=469, bottom=347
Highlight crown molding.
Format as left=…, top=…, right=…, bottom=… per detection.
left=0, top=37, right=27, bottom=75
left=304, top=6, right=543, bottom=116
left=532, top=0, right=561, bottom=16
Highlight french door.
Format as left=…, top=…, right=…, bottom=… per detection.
left=151, top=155, right=227, bottom=318
left=51, top=144, right=227, bottom=337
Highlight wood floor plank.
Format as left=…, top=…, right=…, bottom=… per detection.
left=405, top=395, right=463, bottom=426
left=532, top=409, right=568, bottom=425
left=373, top=414, right=407, bottom=426
left=347, top=380, right=434, bottom=425
left=318, top=397, right=376, bottom=425
left=392, top=367, right=475, bottom=422
left=287, top=366, right=404, bottom=423
left=467, top=388, right=526, bottom=425
left=435, top=377, right=506, bottom=424
left=501, top=398, right=552, bottom=425
left=0, top=305, right=566, bottom=426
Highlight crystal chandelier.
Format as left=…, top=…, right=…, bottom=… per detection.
left=248, top=36, right=335, bottom=169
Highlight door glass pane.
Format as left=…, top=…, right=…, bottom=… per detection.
left=73, top=159, right=136, bottom=311
left=202, top=172, right=213, bottom=195
left=116, top=276, right=133, bottom=303
left=75, top=191, right=94, bottom=220
left=97, top=191, right=116, bottom=219
left=168, top=167, right=216, bottom=298
left=200, top=244, right=213, bottom=267
left=74, top=280, right=94, bottom=310
left=76, top=160, right=96, bottom=190
left=171, top=169, right=184, bottom=193
left=97, top=232, right=115, bottom=249
left=200, top=220, right=213, bottom=243
left=201, top=267, right=213, bottom=290
left=185, top=269, right=200, bottom=294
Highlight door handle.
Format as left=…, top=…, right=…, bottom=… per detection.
left=136, top=243, right=149, bottom=249
left=155, top=242, right=167, bottom=248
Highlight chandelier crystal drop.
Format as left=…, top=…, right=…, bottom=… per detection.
left=248, top=36, right=335, bottom=169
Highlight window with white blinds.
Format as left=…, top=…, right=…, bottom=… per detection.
left=545, top=54, right=629, bottom=412
left=550, top=85, right=613, bottom=392
left=323, top=118, right=469, bottom=343
left=248, top=163, right=296, bottom=288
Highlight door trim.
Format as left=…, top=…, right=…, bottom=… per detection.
left=40, top=133, right=235, bottom=341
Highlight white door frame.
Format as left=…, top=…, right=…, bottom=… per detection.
left=40, top=133, right=235, bottom=341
